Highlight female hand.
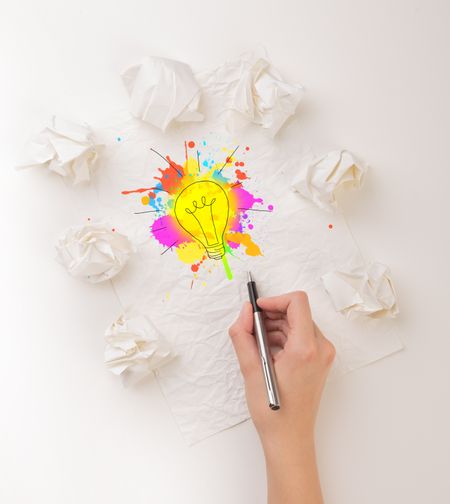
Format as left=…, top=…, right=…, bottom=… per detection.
left=229, top=291, right=335, bottom=504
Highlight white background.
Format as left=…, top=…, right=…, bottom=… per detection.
left=1, top=1, right=449, bottom=502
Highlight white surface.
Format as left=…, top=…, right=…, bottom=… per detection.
left=1, top=1, right=449, bottom=502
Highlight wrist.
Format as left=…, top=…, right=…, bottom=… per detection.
left=261, top=429, right=316, bottom=466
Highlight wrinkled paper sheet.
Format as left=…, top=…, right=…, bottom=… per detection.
left=70, top=87, right=403, bottom=445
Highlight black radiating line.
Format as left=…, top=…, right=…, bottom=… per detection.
left=150, top=187, right=170, bottom=193
left=218, top=145, right=239, bottom=174
left=161, top=240, right=178, bottom=255
left=151, top=226, right=167, bottom=232
left=150, top=147, right=183, bottom=177
left=231, top=181, right=242, bottom=188
left=134, top=210, right=158, bottom=214
left=197, top=150, right=201, bottom=173
left=238, top=208, right=273, bottom=212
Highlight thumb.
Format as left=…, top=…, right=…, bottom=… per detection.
left=228, top=302, right=259, bottom=376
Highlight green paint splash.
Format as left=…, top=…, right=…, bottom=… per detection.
left=222, top=254, right=233, bottom=280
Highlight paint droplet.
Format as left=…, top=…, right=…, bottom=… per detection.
left=112, top=228, right=116, bottom=232
left=245, top=146, right=250, bottom=151
left=268, top=204, right=274, bottom=211
left=117, top=136, right=122, bottom=142
left=141, top=195, right=150, bottom=205
left=239, top=161, right=245, bottom=167
left=235, top=161, right=239, bottom=166
left=235, top=169, right=248, bottom=180
left=328, top=224, right=333, bottom=229
left=87, top=217, right=91, bottom=221
left=191, top=264, right=199, bottom=272
left=188, top=141, right=195, bottom=148
left=248, top=223, right=254, bottom=230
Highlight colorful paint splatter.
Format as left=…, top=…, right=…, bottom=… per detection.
left=121, top=141, right=273, bottom=280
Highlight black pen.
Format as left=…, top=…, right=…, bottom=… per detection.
left=247, top=271, right=280, bottom=410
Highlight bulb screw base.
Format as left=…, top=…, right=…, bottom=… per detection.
left=206, top=243, right=225, bottom=260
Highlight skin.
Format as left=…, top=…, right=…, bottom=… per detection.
left=228, top=291, right=336, bottom=504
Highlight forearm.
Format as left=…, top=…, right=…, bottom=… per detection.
left=263, top=435, right=323, bottom=504
left=228, top=294, right=334, bottom=504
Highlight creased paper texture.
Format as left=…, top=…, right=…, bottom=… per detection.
left=89, top=114, right=402, bottom=444
left=321, top=262, right=399, bottom=318
left=105, top=310, right=175, bottom=386
left=55, top=222, right=132, bottom=283
left=198, top=50, right=304, bottom=136
left=291, top=150, right=366, bottom=212
left=122, top=56, right=204, bottom=131
left=17, top=116, right=101, bottom=185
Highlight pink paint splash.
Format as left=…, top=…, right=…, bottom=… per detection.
left=151, top=215, right=191, bottom=247
left=122, top=142, right=273, bottom=279
left=234, top=187, right=263, bottom=209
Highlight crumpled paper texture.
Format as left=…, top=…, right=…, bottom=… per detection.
left=105, top=310, right=175, bottom=386
left=321, top=262, right=399, bottom=318
left=17, top=116, right=101, bottom=185
left=55, top=222, right=132, bottom=283
left=122, top=56, right=204, bottom=131
left=198, top=50, right=304, bottom=136
left=291, top=150, right=366, bottom=211
left=88, top=119, right=402, bottom=444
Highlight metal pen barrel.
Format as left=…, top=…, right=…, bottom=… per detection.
left=247, top=271, right=280, bottom=410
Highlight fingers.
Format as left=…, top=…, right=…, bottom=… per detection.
left=257, top=291, right=312, bottom=328
left=258, top=291, right=315, bottom=349
left=266, top=330, right=287, bottom=348
left=228, top=302, right=259, bottom=375
left=263, top=310, right=285, bottom=321
left=264, top=318, right=289, bottom=336
left=257, top=291, right=307, bottom=312
left=230, top=294, right=334, bottom=379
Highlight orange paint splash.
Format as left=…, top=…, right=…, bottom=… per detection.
left=154, top=155, right=185, bottom=194
left=235, top=169, right=248, bottom=180
left=225, top=232, right=262, bottom=256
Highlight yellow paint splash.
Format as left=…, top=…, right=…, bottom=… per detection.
left=225, top=232, right=262, bottom=256
left=176, top=241, right=205, bottom=264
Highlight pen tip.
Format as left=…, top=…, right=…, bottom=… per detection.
left=247, top=271, right=253, bottom=282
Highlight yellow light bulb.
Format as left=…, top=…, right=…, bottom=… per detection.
left=174, top=181, right=229, bottom=260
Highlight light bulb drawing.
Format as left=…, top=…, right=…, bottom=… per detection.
left=121, top=141, right=274, bottom=281
left=174, top=181, right=229, bottom=260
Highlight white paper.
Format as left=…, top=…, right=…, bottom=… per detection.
left=105, top=310, right=175, bottom=386
left=88, top=117, right=402, bottom=444
left=17, top=116, right=101, bottom=185
left=55, top=222, right=133, bottom=283
left=49, top=52, right=402, bottom=445
left=198, top=49, right=304, bottom=136
left=321, top=262, right=399, bottom=318
left=291, top=150, right=366, bottom=212
left=122, top=56, right=204, bottom=131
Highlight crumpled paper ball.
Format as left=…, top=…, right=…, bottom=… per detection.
left=55, top=223, right=132, bottom=283
left=17, top=116, right=101, bottom=185
left=122, top=56, right=204, bottom=131
left=321, top=262, right=399, bottom=318
left=104, top=311, right=175, bottom=386
left=200, top=50, right=304, bottom=136
left=292, top=150, right=366, bottom=212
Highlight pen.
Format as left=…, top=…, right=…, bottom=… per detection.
left=247, top=271, right=280, bottom=410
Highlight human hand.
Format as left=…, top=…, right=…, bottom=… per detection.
left=229, top=291, right=335, bottom=503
